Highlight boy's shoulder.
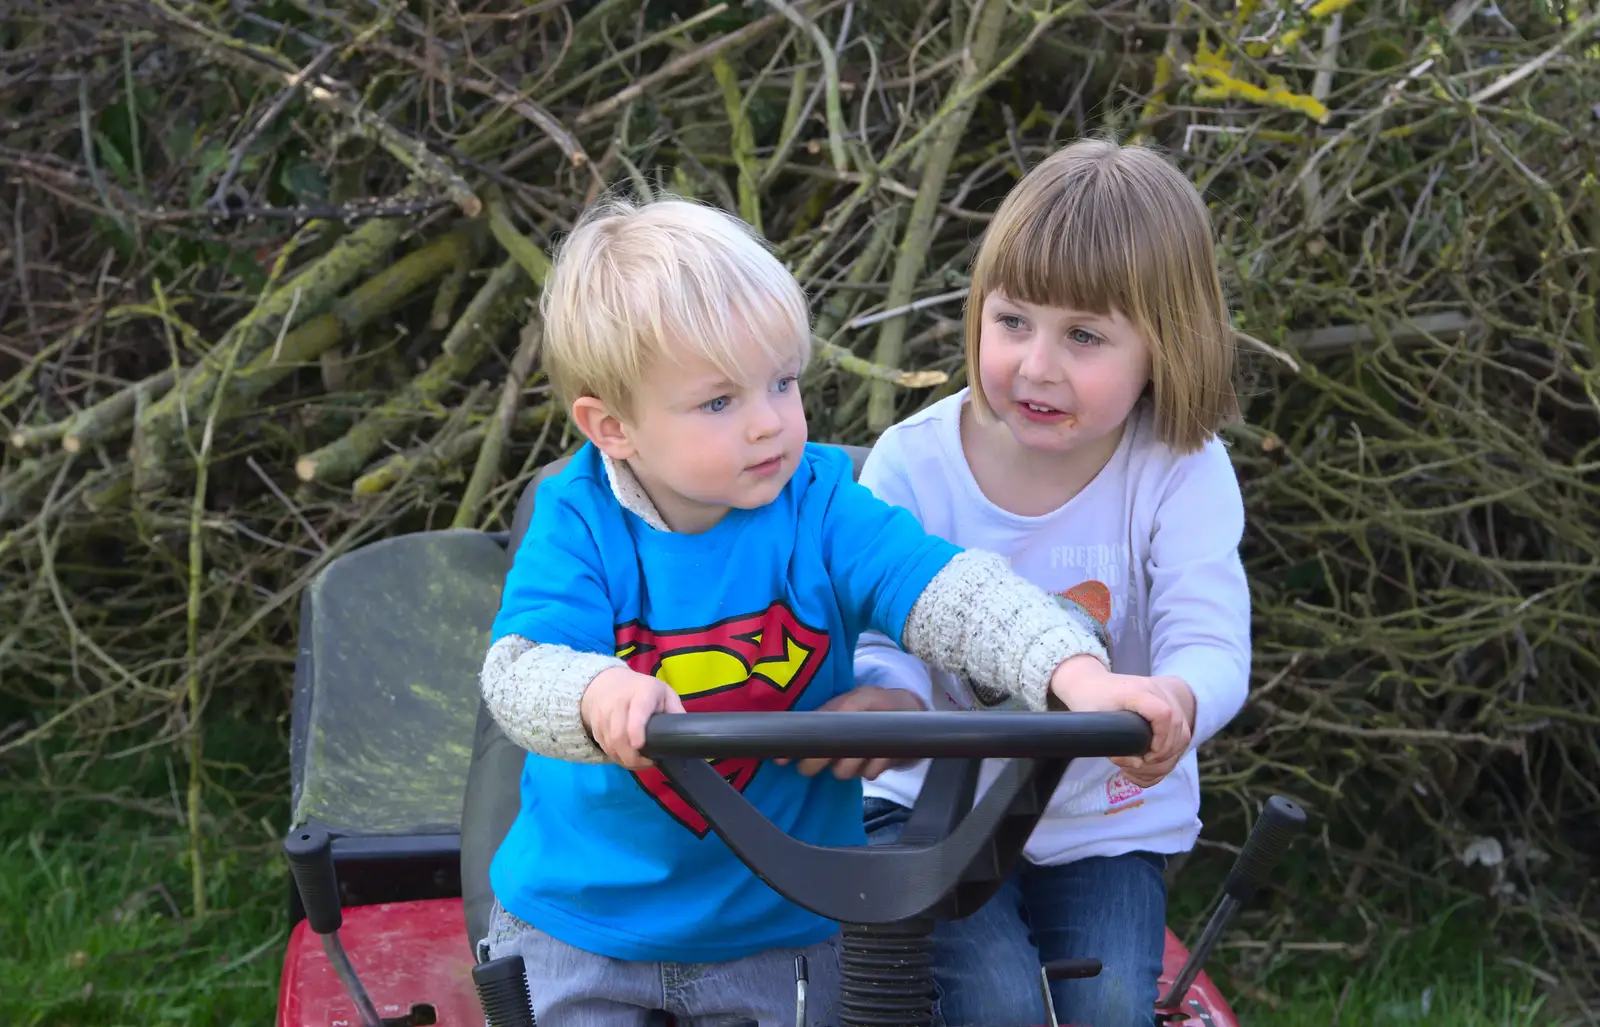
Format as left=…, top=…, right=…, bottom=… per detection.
left=530, top=443, right=616, bottom=517
left=795, top=440, right=857, bottom=484
left=515, top=444, right=636, bottom=559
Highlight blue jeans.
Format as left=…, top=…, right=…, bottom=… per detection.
left=478, top=899, right=840, bottom=1026
left=864, top=797, right=1167, bottom=1027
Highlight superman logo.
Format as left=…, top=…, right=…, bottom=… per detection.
left=615, top=602, right=830, bottom=836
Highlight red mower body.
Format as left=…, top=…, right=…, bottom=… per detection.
left=277, top=898, right=478, bottom=1027
left=1153, top=928, right=1239, bottom=1027
left=275, top=896, right=1237, bottom=1027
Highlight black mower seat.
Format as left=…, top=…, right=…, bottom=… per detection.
left=288, top=526, right=512, bottom=915
left=459, top=443, right=871, bottom=953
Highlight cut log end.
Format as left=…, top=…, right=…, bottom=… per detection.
left=62, top=435, right=82, bottom=454
left=295, top=456, right=319, bottom=483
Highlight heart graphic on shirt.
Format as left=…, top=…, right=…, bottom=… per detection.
left=1058, top=580, right=1111, bottom=625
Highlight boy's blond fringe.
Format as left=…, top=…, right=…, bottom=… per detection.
left=540, top=192, right=814, bottom=418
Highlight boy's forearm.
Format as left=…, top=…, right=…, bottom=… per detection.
left=901, top=550, right=1110, bottom=711
left=479, top=634, right=621, bottom=763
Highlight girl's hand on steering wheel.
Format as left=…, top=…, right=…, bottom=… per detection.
left=779, top=685, right=927, bottom=781
left=1048, top=656, right=1194, bottom=787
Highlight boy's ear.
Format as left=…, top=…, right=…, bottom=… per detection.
left=570, top=396, right=637, bottom=459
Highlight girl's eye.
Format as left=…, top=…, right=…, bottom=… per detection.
left=998, top=315, right=1026, bottom=332
left=1069, top=328, right=1103, bottom=347
left=701, top=396, right=731, bottom=413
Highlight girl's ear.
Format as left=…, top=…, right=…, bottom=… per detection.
left=570, top=396, right=637, bottom=460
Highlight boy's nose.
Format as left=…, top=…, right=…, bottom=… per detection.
left=746, top=398, right=783, bottom=440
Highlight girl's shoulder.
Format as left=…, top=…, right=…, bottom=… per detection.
left=877, top=390, right=965, bottom=442
left=865, top=391, right=967, bottom=471
left=1124, top=399, right=1237, bottom=469
left=1119, top=400, right=1244, bottom=504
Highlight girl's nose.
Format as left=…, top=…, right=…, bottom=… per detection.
left=1018, top=337, right=1060, bottom=382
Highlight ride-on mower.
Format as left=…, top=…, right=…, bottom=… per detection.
left=276, top=443, right=1306, bottom=1027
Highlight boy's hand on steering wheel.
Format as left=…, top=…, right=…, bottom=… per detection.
left=778, top=685, right=926, bottom=781
left=580, top=667, right=686, bottom=770
left=1048, top=656, right=1194, bottom=788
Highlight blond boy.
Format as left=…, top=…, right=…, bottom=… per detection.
left=476, top=194, right=1187, bottom=1026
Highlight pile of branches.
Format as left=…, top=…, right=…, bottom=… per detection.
left=3, top=0, right=1598, bottom=1003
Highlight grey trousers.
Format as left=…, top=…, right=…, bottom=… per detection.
left=478, top=900, right=840, bottom=1027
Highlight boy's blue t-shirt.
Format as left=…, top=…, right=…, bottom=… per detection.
left=488, top=442, right=960, bottom=963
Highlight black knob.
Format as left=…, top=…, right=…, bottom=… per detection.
left=1043, top=957, right=1102, bottom=980
left=283, top=822, right=343, bottom=935
left=473, top=954, right=537, bottom=1026
left=1223, top=795, right=1308, bottom=904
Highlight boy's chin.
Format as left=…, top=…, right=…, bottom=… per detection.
left=728, top=471, right=794, bottom=509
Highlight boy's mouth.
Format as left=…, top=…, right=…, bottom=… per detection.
left=746, top=455, right=784, bottom=476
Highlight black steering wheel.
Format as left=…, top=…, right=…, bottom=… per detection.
left=637, top=709, right=1152, bottom=925
left=469, top=708, right=1153, bottom=1027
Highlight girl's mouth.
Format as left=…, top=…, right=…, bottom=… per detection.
left=1016, top=400, right=1076, bottom=426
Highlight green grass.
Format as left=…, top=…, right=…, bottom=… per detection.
left=0, top=717, right=291, bottom=1027
left=0, top=716, right=1572, bottom=1025
left=1225, top=913, right=1558, bottom=1026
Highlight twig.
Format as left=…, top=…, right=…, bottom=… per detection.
left=16, top=370, right=177, bottom=453
left=485, top=192, right=554, bottom=286
left=352, top=402, right=556, bottom=496
left=1469, top=9, right=1600, bottom=106
left=144, top=0, right=482, bottom=216
left=815, top=339, right=947, bottom=388
left=868, top=0, right=1034, bottom=431
left=1234, top=331, right=1303, bottom=374
left=713, top=55, right=765, bottom=234
left=1285, top=311, right=1479, bottom=359
left=846, top=288, right=970, bottom=331
left=758, top=0, right=848, bottom=172
left=208, top=43, right=338, bottom=212
left=129, top=215, right=416, bottom=493
left=245, top=456, right=326, bottom=551
left=182, top=294, right=245, bottom=919
left=295, top=255, right=531, bottom=486
left=575, top=10, right=787, bottom=127
left=454, top=321, right=544, bottom=529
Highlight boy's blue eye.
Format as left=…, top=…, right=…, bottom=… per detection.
left=701, top=396, right=731, bottom=413
left=774, top=374, right=798, bottom=393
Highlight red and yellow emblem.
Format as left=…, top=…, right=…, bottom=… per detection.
left=615, top=602, right=830, bottom=836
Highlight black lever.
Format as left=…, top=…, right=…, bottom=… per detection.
left=284, top=822, right=384, bottom=1027
left=1158, top=795, right=1308, bottom=1009
left=793, top=953, right=808, bottom=1027
left=472, top=954, right=537, bottom=1026
left=1038, top=958, right=1102, bottom=1027
left=1044, top=958, right=1102, bottom=980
